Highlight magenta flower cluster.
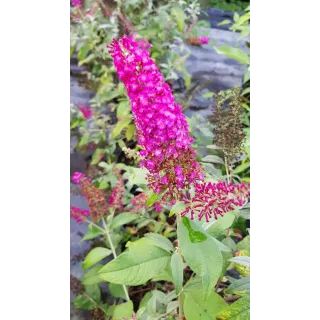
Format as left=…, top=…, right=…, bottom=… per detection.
left=199, top=36, right=209, bottom=45
left=71, top=0, right=82, bottom=8
left=72, top=172, right=86, bottom=184
left=77, top=104, right=92, bottom=119
left=181, top=181, right=250, bottom=222
left=108, top=36, right=203, bottom=200
left=70, top=206, right=89, bottom=223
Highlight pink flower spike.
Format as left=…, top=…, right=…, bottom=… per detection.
left=71, top=0, right=82, bottom=9
left=107, top=36, right=203, bottom=201
left=70, top=206, right=90, bottom=223
left=77, top=104, right=92, bottom=119
left=199, top=36, right=209, bottom=45
left=72, top=172, right=85, bottom=184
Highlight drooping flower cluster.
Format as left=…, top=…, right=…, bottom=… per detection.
left=70, top=206, right=90, bottom=223
left=72, top=172, right=107, bottom=221
left=107, top=36, right=203, bottom=201
left=181, top=181, right=250, bottom=222
left=77, top=104, right=92, bottom=119
left=71, top=0, right=82, bottom=8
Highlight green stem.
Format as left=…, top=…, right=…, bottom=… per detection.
left=101, top=216, right=130, bottom=302
left=178, top=294, right=184, bottom=320
left=224, top=156, right=231, bottom=184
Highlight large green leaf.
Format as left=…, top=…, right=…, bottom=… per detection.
left=217, top=294, right=250, bottom=320
left=178, top=217, right=223, bottom=300
left=201, top=155, right=225, bottom=165
left=237, top=236, right=250, bottom=253
left=183, top=290, right=228, bottom=320
left=225, top=277, right=250, bottom=296
left=171, top=252, right=184, bottom=294
left=82, top=247, right=112, bottom=269
left=112, top=301, right=133, bottom=320
left=110, top=213, right=139, bottom=230
left=215, top=46, right=249, bottom=65
left=109, top=283, right=127, bottom=300
left=169, top=201, right=187, bottom=217
left=145, top=233, right=174, bottom=253
left=99, top=238, right=171, bottom=285
left=205, top=212, right=236, bottom=238
left=82, top=264, right=103, bottom=285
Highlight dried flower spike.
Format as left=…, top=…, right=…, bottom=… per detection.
left=72, top=172, right=107, bottom=221
left=70, top=206, right=90, bottom=223
left=107, top=36, right=203, bottom=201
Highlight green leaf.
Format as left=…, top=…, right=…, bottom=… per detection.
left=73, top=294, right=95, bottom=310
left=222, top=237, right=237, bottom=251
left=112, top=117, right=132, bottom=139
left=220, top=251, right=233, bottom=280
left=99, top=238, right=171, bottom=285
left=169, top=201, right=187, bottom=217
left=82, top=264, right=103, bottom=285
left=171, top=7, right=185, bottom=32
left=236, top=235, right=250, bottom=253
left=152, top=264, right=174, bottom=282
left=146, top=192, right=160, bottom=207
left=178, top=218, right=223, bottom=300
left=229, top=256, right=250, bottom=267
left=91, top=148, right=105, bottom=165
left=78, top=132, right=89, bottom=147
left=101, top=91, right=120, bottom=102
left=202, top=92, right=214, bottom=98
left=205, top=212, right=236, bottom=238
left=85, top=284, right=101, bottom=303
left=217, top=294, right=250, bottom=320
left=225, top=277, right=250, bottom=296
left=241, top=87, right=250, bottom=96
left=202, top=162, right=222, bottom=177
left=81, top=224, right=104, bottom=241
left=215, top=46, right=250, bottom=65
left=233, top=162, right=250, bottom=174
left=78, top=44, right=89, bottom=61
left=110, top=213, right=139, bottom=230
left=183, top=290, right=228, bottom=320
left=109, top=283, right=127, bottom=300
left=214, top=238, right=232, bottom=253
left=82, top=247, right=112, bottom=269
left=202, top=155, right=225, bottom=165
left=243, top=69, right=250, bottom=83
left=112, top=301, right=133, bottom=320
left=171, top=253, right=184, bottom=295
left=125, top=124, right=135, bottom=141
left=117, top=100, right=130, bottom=118
left=145, top=233, right=174, bottom=253
left=218, top=19, right=232, bottom=26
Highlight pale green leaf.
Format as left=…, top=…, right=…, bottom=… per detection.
left=109, top=283, right=127, bottom=300
left=146, top=192, right=160, bottom=207
left=215, top=46, right=250, bottom=65
left=145, top=233, right=174, bottom=253
left=110, top=213, right=139, bottom=230
left=229, top=256, right=250, bottom=267
left=171, top=7, right=185, bottom=32
left=82, top=247, right=112, bottom=269
left=91, top=148, right=105, bottom=165
left=183, top=290, right=228, bottom=320
left=82, top=264, right=103, bottom=285
left=225, top=277, right=250, bottom=295
left=178, top=217, right=223, bottom=300
left=112, top=117, right=132, bottom=138
left=112, top=301, right=133, bottom=320
left=205, top=212, right=236, bottom=238
left=202, top=155, right=225, bottom=165
left=99, top=238, right=171, bottom=285
left=81, top=224, right=104, bottom=241
left=171, top=252, right=184, bottom=294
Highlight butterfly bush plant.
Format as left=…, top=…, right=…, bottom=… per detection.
left=71, top=34, right=250, bottom=320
